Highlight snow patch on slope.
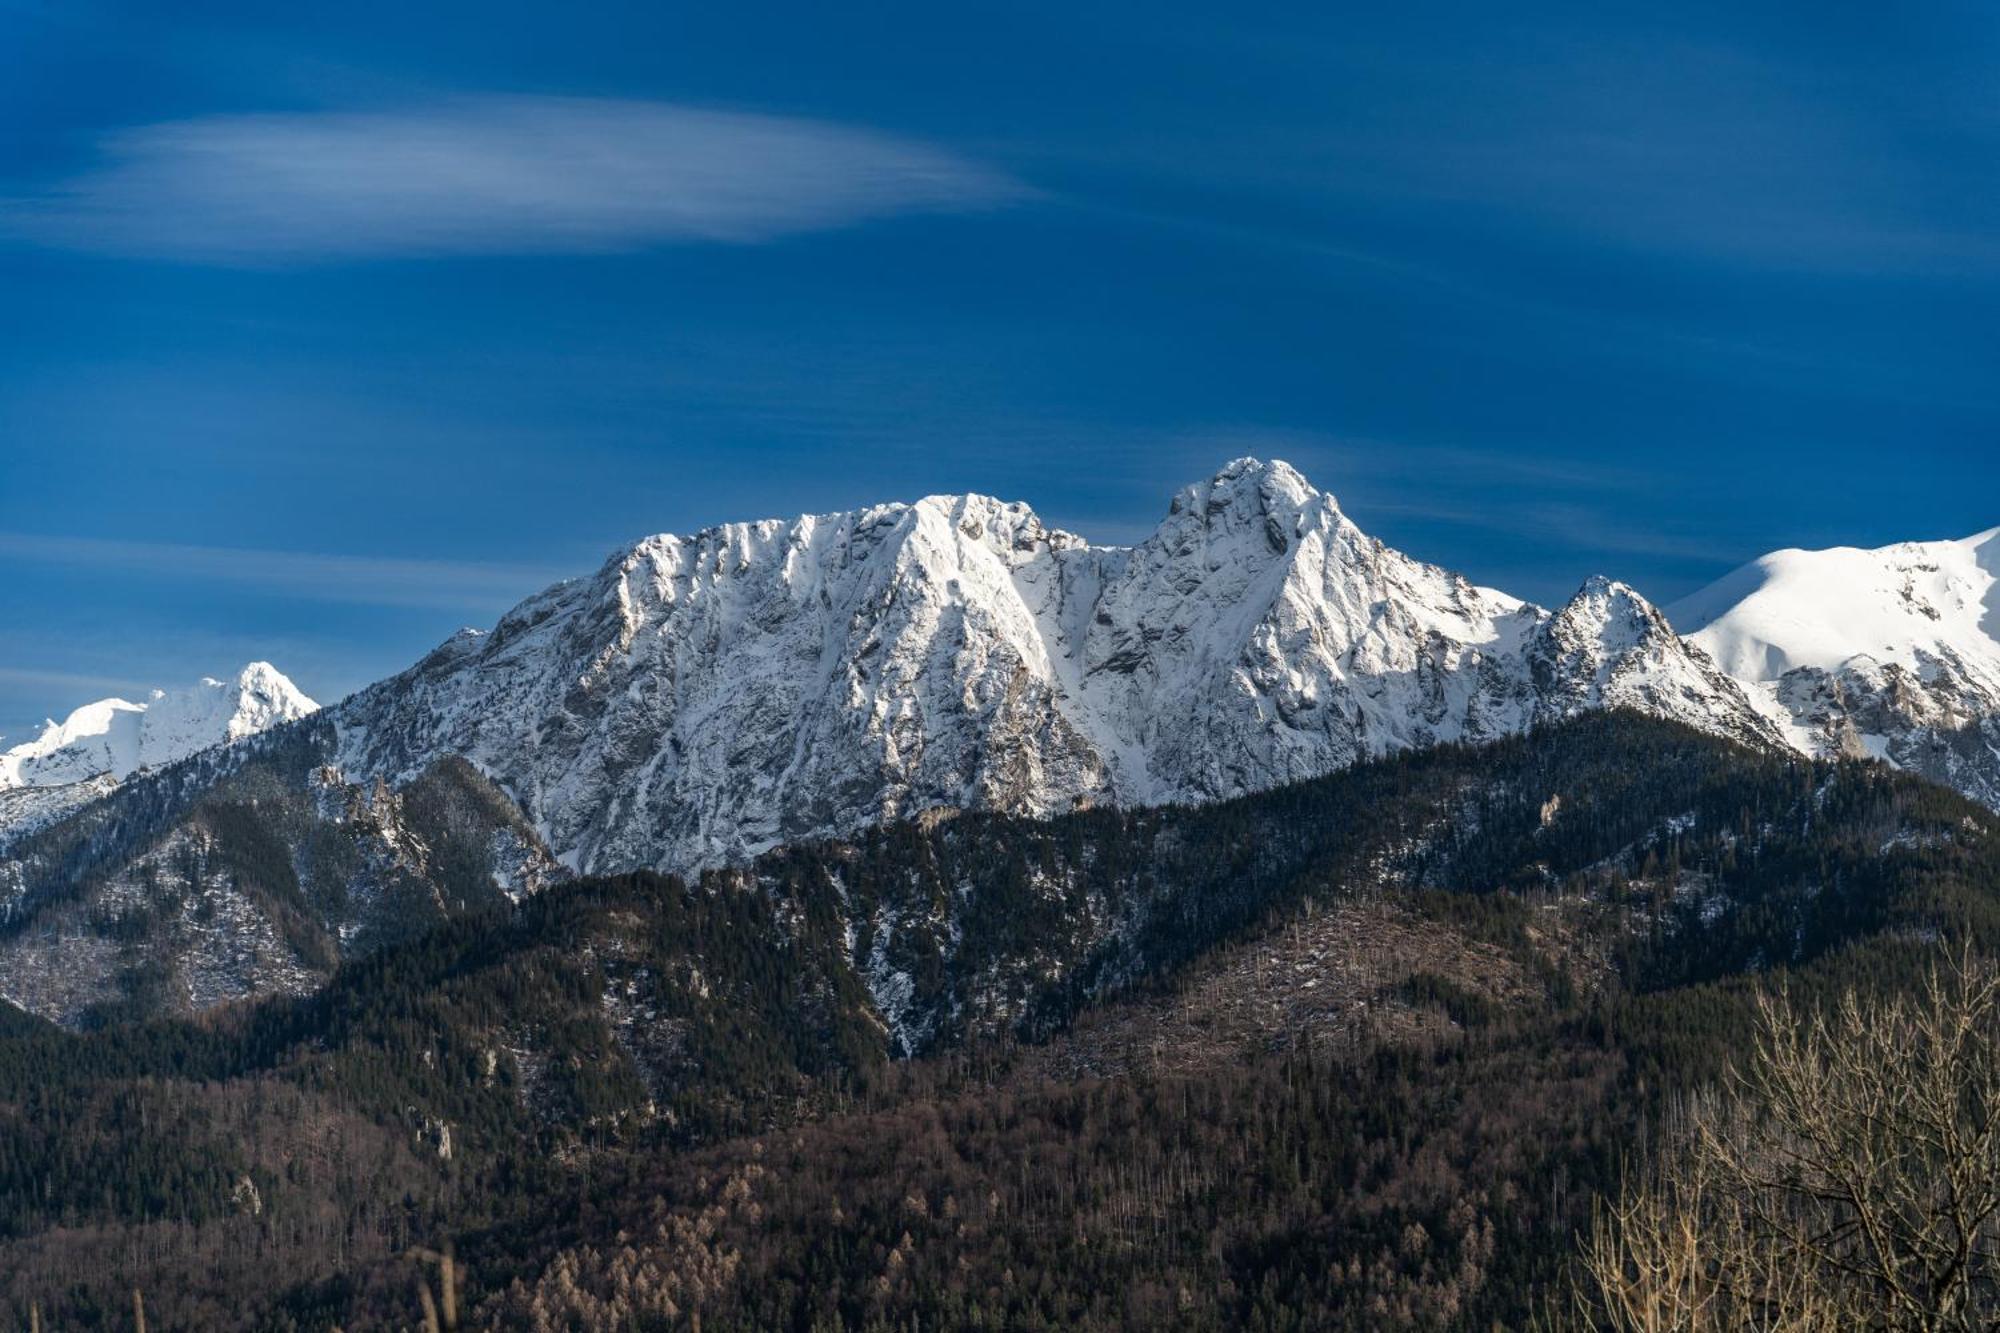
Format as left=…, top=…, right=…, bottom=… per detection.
left=1976, top=528, right=2000, bottom=641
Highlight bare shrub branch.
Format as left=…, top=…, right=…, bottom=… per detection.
left=1570, top=947, right=2000, bottom=1332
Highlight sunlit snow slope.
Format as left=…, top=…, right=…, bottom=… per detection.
left=1670, top=528, right=2000, bottom=804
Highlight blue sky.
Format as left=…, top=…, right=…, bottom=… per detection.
left=2, top=0, right=1997, bottom=738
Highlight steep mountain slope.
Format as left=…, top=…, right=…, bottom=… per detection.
left=0, top=717, right=562, bottom=1026
left=1670, top=526, right=2000, bottom=806
left=331, top=458, right=1776, bottom=875
left=4, top=713, right=1998, bottom=1329
left=0, top=663, right=317, bottom=840
left=0, top=461, right=1790, bottom=1024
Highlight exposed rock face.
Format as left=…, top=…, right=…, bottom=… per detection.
left=331, top=459, right=1775, bottom=874
left=0, top=718, right=563, bottom=1027
left=1526, top=576, right=1781, bottom=748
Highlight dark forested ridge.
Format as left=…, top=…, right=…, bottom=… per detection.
left=1, top=712, right=1997, bottom=1329
left=0, top=716, right=564, bottom=1026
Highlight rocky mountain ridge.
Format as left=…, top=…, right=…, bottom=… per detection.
left=2, top=459, right=1993, bottom=1028
left=329, top=458, right=1778, bottom=875
left=0, top=715, right=562, bottom=1025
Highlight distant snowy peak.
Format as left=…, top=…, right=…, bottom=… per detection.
left=1669, top=527, right=2000, bottom=804
left=0, top=663, right=318, bottom=791
left=1671, top=527, right=2000, bottom=682
left=331, top=458, right=1780, bottom=876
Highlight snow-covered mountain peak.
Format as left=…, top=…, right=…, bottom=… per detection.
left=1550, top=576, right=1666, bottom=646
left=225, top=661, right=320, bottom=738
left=1670, top=530, right=2000, bottom=682
left=1668, top=527, right=2000, bottom=799
left=899, top=492, right=1091, bottom=569
left=0, top=663, right=318, bottom=793
left=1524, top=577, right=1782, bottom=748
left=1165, top=456, right=1334, bottom=537
left=0, top=696, right=147, bottom=785
left=1136, top=458, right=1371, bottom=631
left=323, top=459, right=1791, bottom=875
left=1218, top=455, right=1313, bottom=489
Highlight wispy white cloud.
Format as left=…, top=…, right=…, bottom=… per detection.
left=1173, top=427, right=1657, bottom=493
left=1, top=96, right=1028, bottom=264
left=0, top=531, right=569, bottom=611
left=1353, top=498, right=1729, bottom=564
left=0, top=665, right=160, bottom=702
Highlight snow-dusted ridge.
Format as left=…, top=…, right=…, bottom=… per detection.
left=0, top=663, right=318, bottom=838
left=11, top=467, right=1994, bottom=885
left=4, top=460, right=1996, bottom=1029
left=1, top=662, right=317, bottom=790
left=327, top=458, right=1779, bottom=875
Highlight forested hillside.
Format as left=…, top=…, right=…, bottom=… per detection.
left=2, top=712, right=1997, bottom=1328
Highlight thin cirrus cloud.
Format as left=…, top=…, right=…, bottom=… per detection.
left=0, top=96, right=1030, bottom=264
left=0, top=530, right=572, bottom=613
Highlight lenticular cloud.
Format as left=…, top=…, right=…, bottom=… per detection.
left=0, top=96, right=1027, bottom=264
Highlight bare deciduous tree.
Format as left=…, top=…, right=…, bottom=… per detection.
left=1571, top=949, right=2000, bottom=1332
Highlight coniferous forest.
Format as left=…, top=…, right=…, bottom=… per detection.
left=2, top=712, right=1998, bottom=1329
